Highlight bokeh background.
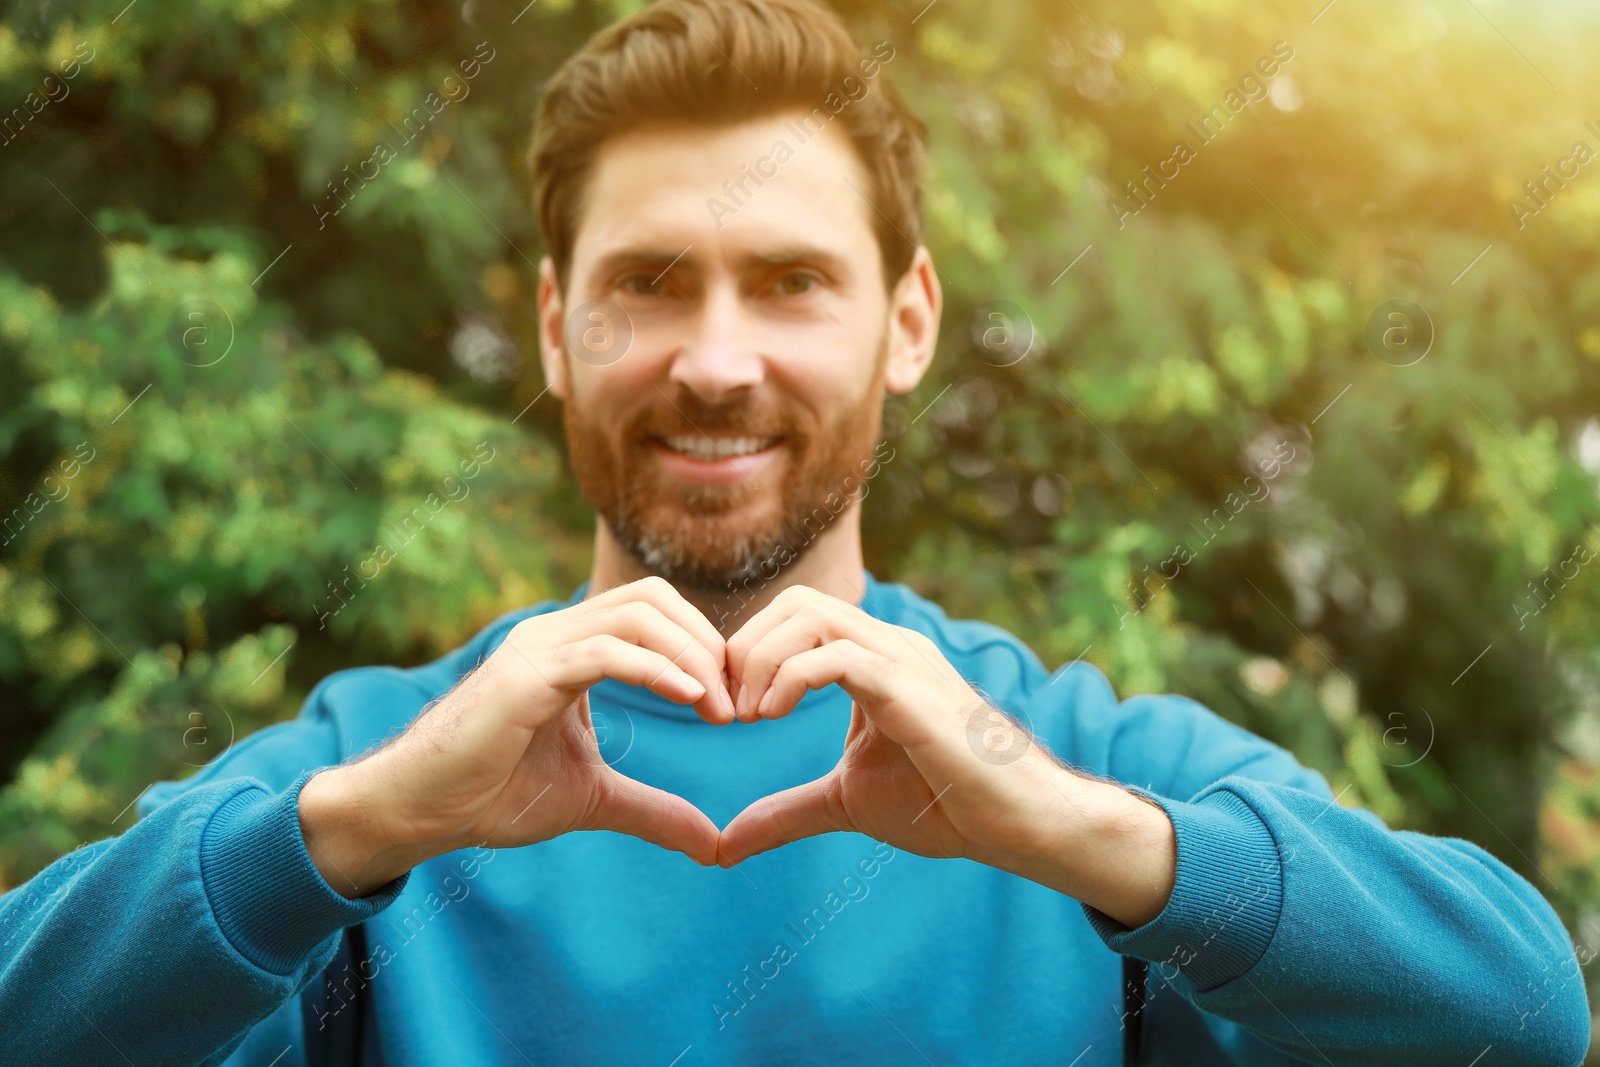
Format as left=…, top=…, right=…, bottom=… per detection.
left=4, top=0, right=1600, bottom=1049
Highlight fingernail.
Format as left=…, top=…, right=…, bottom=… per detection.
left=720, top=686, right=736, bottom=722
left=736, top=682, right=748, bottom=719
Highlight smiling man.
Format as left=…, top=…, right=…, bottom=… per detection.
left=0, top=1, right=1589, bottom=1065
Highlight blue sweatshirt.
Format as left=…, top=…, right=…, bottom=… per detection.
left=0, top=571, right=1588, bottom=1065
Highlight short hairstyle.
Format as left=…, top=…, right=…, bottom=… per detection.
left=527, top=0, right=928, bottom=292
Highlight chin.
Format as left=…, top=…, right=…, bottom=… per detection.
left=634, top=501, right=816, bottom=590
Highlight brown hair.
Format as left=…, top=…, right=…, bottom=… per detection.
left=527, top=0, right=927, bottom=292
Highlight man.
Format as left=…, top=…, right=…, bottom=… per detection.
left=0, top=0, right=1588, bottom=1063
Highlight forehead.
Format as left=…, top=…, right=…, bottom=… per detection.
left=568, top=113, right=881, bottom=278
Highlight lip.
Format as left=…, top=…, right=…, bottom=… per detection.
left=649, top=436, right=785, bottom=485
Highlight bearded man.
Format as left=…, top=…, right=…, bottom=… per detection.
left=0, top=1, right=1586, bottom=1064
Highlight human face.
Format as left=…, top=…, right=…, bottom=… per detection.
left=541, top=113, right=915, bottom=593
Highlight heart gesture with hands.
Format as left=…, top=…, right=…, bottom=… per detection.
left=300, top=577, right=1175, bottom=928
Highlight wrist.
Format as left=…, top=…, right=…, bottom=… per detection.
left=298, top=761, right=435, bottom=899
left=992, top=768, right=1177, bottom=928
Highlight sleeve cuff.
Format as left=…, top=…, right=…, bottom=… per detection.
left=199, top=769, right=410, bottom=975
left=1082, top=787, right=1284, bottom=993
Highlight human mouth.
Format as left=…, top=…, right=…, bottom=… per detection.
left=656, top=435, right=781, bottom=460
left=649, top=434, right=785, bottom=484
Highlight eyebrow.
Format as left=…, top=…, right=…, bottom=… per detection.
left=588, top=244, right=853, bottom=282
left=591, top=249, right=688, bottom=276
left=743, top=245, right=851, bottom=275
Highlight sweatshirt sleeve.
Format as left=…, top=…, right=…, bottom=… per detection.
left=0, top=679, right=410, bottom=1066
left=1041, top=665, right=1591, bottom=1066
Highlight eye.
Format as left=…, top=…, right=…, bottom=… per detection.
left=771, top=271, right=821, bottom=296
left=617, top=272, right=669, bottom=296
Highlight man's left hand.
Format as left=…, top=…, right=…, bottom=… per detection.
left=717, top=585, right=1178, bottom=928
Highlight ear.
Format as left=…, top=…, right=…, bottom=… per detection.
left=883, top=246, right=942, bottom=396
left=535, top=255, right=570, bottom=401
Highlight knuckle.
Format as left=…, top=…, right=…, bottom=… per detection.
left=556, top=633, right=614, bottom=667
left=795, top=600, right=830, bottom=626
left=508, top=616, right=545, bottom=646
left=635, top=574, right=674, bottom=598
left=545, top=641, right=583, bottom=669
left=740, top=647, right=768, bottom=679
left=615, top=599, right=654, bottom=627
left=866, top=647, right=898, bottom=676
left=823, top=778, right=850, bottom=829
left=589, top=632, right=626, bottom=657
left=896, top=625, right=933, bottom=651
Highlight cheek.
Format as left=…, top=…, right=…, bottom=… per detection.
left=771, top=334, right=857, bottom=388
left=768, top=340, right=878, bottom=424
left=767, top=294, right=883, bottom=376
left=569, top=362, right=661, bottom=431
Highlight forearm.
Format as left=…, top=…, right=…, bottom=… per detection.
left=300, top=759, right=442, bottom=898
left=979, top=767, right=1177, bottom=928
left=0, top=775, right=408, bottom=1064
left=1086, top=778, right=1589, bottom=1065
left=976, top=752, right=1587, bottom=1063
left=1025, top=681, right=1591, bottom=1061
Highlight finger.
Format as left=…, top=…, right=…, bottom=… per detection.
left=717, top=772, right=849, bottom=866
left=539, top=634, right=709, bottom=712
left=753, top=640, right=891, bottom=722
left=732, top=594, right=868, bottom=720
left=589, top=767, right=723, bottom=866
left=598, top=574, right=729, bottom=676
left=584, top=599, right=734, bottom=724
left=755, top=640, right=937, bottom=750
left=736, top=604, right=875, bottom=721
left=724, top=585, right=830, bottom=709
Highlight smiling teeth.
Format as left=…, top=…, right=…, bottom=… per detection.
left=660, top=435, right=777, bottom=460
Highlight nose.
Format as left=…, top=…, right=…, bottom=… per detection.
left=667, top=278, right=765, bottom=404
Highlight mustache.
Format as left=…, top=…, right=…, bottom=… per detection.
left=632, top=393, right=802, bottom=439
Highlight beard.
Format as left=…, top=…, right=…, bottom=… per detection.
left=563, top=336, right=889, bottom=594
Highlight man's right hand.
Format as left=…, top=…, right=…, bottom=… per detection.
left=297, top=576, right=735, bottom=897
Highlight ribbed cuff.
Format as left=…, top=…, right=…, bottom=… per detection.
left=199, top=770, right=410, bottom=975
left=1082, top=787, right=1284, bottom=993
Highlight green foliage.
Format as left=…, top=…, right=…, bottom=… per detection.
left=0, top=213, right=574, bottom=872
left=4, top=0, right=1600, bottom=1046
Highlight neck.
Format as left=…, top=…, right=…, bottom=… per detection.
left=586, top=502, right=868, bottom=636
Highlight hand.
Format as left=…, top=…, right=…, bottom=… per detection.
left=716, top=584, right=1177, bottom=928
left=299, top=576, right=736, bottom=898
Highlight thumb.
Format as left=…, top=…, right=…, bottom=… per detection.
left=717, top=772, right=849, bottom=867
left=587, top=768, right=722, bottom=866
